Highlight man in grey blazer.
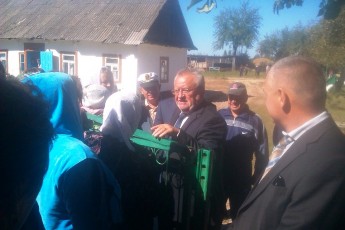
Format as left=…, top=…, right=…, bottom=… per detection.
left=232, top=56, right=345, bottom=230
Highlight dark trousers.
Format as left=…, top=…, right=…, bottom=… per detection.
left=224, top=185, right=251, bottom=219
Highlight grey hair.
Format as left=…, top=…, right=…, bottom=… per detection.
left=270, top=55, right=326, bottom=110
left=175, top=68, right=205, bottom=90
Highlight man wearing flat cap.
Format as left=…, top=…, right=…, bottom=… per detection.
left=218, top=82, right=268, bottom=223
left=138, top=72, right=161, bottom=132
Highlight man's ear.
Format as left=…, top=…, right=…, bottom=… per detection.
left=278, top=88, right=291, bottom=113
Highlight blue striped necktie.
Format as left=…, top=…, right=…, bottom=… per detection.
left=174, top=112, right=187, bottom=128
left=260, top=135, right=294, bottom=181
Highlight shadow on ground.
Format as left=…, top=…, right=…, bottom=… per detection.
left=205, top=90, right=228, bottom=103
left=205, top=90, right=255, bottom=103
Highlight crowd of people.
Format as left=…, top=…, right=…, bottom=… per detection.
left=1, top=55, right=345, bottom=230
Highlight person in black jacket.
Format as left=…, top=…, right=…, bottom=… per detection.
left=152, top=68, right=227, bottom=230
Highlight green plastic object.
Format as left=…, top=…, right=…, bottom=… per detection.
left=130, top=129, right=174, bottom=151
left=130, top=129, right=212, bottom=200
left=196, top=148, right=212, bottom=201
left=86, top=112, right=103, bottom=125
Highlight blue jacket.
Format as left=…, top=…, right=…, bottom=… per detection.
left=218, top=105, right=268, bottom=185
left=24, top=73, right=121, bottom=230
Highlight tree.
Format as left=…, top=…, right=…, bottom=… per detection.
left=213, top=1, right=261, bottom=70
left=273, top=0, right=345, bottom=19
left=257, top=7, right=345, bottom=68
left=306, top=8, right=345, bottom=68
left=187, top=0, right=345, bottom=19
left=257, top=24, right=310, bottom=60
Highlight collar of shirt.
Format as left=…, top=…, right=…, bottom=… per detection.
left=286, top=111, right=329, bottom=141
left=145, top=100, right=158, bottom=122
left=145, top=100, right=158, bottom=111
left=276, top=111, right=329, bottom=159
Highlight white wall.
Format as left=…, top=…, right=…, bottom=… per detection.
left=137, top=44, right=188, bottom=92
left=1, top=39, right=188, bottom=93
left=0, top=39, right=24, bottom=76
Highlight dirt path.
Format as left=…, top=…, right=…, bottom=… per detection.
left=204, top=76, right=269, bottom=115
left=204, top=76, right=275, bottom=150
left=205, top=77, right=266, bottom=109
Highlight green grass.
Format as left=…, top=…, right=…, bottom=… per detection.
left=204, top=70, right=264, bottom=78
left=326, top=88, right=345, bottom=133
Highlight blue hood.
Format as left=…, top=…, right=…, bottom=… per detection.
left=23, top=72, right=83, bottom=140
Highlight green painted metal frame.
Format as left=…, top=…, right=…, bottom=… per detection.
left=130, top=129, right=212, bottom=201
left=85, top=112, right=103, bottom=130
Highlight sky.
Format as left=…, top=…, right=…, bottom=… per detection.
left=178, top=0, right=321, bottom=58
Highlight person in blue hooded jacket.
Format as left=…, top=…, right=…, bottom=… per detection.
left=23, top=72, right=122, bottom=230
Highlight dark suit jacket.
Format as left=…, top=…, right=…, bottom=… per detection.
left=175, top=100, right=226, bottom=153
left=176, top=100, right=227, bottom=228
left=156, top=99, right=227, bottom=228
left=139, top=103, right=152, bottom=133
left=154, top=96, right=177, bottom=126
left=233, top=117, right=345, bottom=230
left=155, top=98, right=227, bottom=151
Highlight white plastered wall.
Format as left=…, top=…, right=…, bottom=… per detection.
left=1, top=39, right=188, bottom=93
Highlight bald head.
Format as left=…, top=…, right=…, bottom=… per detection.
left=268, top=56, right=326, bottom=112
left=264, top=56, right=327, bottom=131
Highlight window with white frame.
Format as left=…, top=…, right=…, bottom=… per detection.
left=103, top=55, right=120, bottom=82
left=0, top=51, right=7, bottom=73
left=19, top=52, right=25, bottom=73
left=160, top=57, right=169, bottom=83
left=61, top=53, right=76, bottom=75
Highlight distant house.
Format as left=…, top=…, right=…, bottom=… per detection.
left=0, top=0, right=196, bottom=92
left=187, top=54, right=233, bottom=71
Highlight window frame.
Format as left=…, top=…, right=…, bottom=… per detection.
left=19, top=52, right=25, bottom=73
left=0, top=50, right=8, bottom=73
left=159, top=56, right=169, bottom=83
left=102, top=54, right=121, bottom=83
left=60, top=51, right=78, bottom=76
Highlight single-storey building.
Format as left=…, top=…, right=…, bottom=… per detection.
left=187, top=54, right=233, bottom=71
left=0, top=0, right=196, bottom=92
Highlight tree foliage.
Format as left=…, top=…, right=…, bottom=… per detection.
left=273, top=0, right=345, bottom=19
left=187, top=0, right=345, bottom=19
left=307, top=8, right=345, bottom=68
left=257, top=24, right=309, bottom=60
left=257, top=7, right=345, bottom=70
left=213, top=1, right=261, bottom=70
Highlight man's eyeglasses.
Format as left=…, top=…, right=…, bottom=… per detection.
left=171, top=88, right=195, bottom=95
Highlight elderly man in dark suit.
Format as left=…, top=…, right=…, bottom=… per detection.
left=152, top=68, right=227, bottom=230
left=232, top=56, right=345, bottom=230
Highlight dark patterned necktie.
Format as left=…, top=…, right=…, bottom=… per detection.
left=174, top=112, right=187, bottom=128
left=260, top=135, right=294, bottom=181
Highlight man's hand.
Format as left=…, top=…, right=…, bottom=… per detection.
left=151, top=124, right=179, bottom=138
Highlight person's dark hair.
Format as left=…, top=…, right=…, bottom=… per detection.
left=99, top=67, right=117, bottom=92
left=0, top=62, right=6, bottom=80
left=71, top=75, right=83, bottom=103
left=0, top=79, right=54, bottom=228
